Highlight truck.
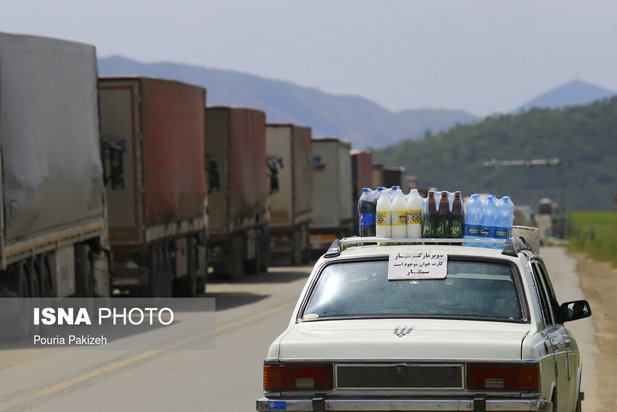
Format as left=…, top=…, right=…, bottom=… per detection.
left=383, top=166, right=406, bottom=189
left=351, top=150, right=373, bottom=234
left=205, top=107, right=270, bottom=278
left=98, top=77, right=208, bottom=297
left=310, top=138, right=353, bottom=254
left=0, top=33, right=110, bottom=298
left=372, top=163, right=384, bottom=189
left=266, top=124, right=313, bottom=266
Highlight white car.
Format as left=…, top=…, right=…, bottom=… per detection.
left=257, top=235, right=591, bottom=411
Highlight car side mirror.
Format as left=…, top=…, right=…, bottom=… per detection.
left=557, top=300, right=591, bottom=323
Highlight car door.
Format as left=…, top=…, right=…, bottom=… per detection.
left=531, top=259, right=577, bottom=411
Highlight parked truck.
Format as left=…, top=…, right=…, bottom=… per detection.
left=372, top=163, right=384, bottom=189
left=383, top=166, right=406, bottom=189
left=98, top=77, right=208, bottom=297
left=0, top=33, right=110, bottom=297
left=205, top=107, right=270, bottom=278
left=266, top=124, right=313, bottom=266
left=351, top=150, right=373, bottom=234
left=310, top=138, right=353, bottom=254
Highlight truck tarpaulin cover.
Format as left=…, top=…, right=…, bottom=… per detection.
left=140, top=78, right=207, bottom=224
left=205, top=107, right=268, bottom=233
left=0, top=33, right=105, bottom=242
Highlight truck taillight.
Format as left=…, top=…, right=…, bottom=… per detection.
left=264, top=364, right=333, bottom=391
left=467, top=364, right=539, bottom=391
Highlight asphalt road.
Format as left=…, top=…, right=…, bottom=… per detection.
left=0, top=248, right=597, bottom=411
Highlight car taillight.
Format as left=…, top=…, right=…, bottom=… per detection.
left=468, top=364, right=539, bottom=391
left=264, top=364, right=333, bottom=391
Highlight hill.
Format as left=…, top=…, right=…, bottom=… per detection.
left=97, top=55, right=478, bottom=149
left=373, top=97, right=617, bottom=211
left=520, top=79, right=616, bottom=111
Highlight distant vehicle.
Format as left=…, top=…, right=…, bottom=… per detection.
left=266, top=124, right=313, bottom=266
left=205, top=107, right=270, bottom=278
left=0, top=33, right=111, bottom=297
left=309, top=138, right=353, bottom=254
left=258, top=234, right=590, bottom=412
left=99, top=77, right=208, bottom=297
left=383, top=166, right=406, bottom=189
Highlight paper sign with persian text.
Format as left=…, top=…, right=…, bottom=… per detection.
left=388, top=250, right=448, bottom=280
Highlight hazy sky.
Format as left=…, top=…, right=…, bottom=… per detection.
left=2, top=0, right=616, bottom=116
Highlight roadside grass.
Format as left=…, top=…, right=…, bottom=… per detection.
left=568, top=211, right=617, bottom=267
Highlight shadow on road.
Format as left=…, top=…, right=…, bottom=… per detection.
left=204, top=292, right=269, bottom=311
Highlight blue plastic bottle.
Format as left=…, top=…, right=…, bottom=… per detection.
left=479, top=195, right=497, bottom=243
left=358, top=188, right=376, bottom=237
left=495, top=196, right=514, bottom=241
left=464, top=194, right=482, bottom=238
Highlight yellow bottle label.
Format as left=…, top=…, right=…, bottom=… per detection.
left=391, top=210, right=407, bottom=225
left=376, top=211, right=391, bottom=226
left=407, top=209, right=422, bottom=224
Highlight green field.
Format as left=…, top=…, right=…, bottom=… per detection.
left=568, top=211, right=617, bottom=267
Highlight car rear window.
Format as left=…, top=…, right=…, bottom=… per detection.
left=302, top=259, right=523, bottom=321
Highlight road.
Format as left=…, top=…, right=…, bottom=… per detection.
left=0, top=247, right=599, bottom=411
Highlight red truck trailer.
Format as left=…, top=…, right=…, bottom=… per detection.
left=205, top=107, right=270, bottom=278
left=98, top=77, right=208, bottom=297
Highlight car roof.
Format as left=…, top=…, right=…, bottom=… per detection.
left=322, top=237, right=536, bottom=262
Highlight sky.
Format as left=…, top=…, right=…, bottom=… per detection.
left=2, top=0, right=617, bottom=116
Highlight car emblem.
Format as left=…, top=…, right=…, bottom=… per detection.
left=394, top=327, right=413, bottom=337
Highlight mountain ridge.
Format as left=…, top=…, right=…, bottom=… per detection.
left=97, top=55, right=478, bottom=148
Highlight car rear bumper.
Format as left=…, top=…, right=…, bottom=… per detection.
left=256, top=396, right=552, bottom=411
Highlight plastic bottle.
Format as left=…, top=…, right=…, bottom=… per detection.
left=449, top=191, right=464, bottom=238
left=376, top=189, right=392, bottom=238
left=479, top=195, right=497, bottom=241
left=436, top=191, right=450, bottom=238
left=422, top=191, right=437, bottom=238
left=391, top=189, right=407, bottom=238
left=406, top=189, right=423, bottom=238
left=464, top=194, right=482, bottom=238
left=495, top=196, right=515, bottom=240
left=358, top=188, right=376, bottom=237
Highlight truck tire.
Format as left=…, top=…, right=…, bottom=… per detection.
left=39, top=255, right=53, bottom=297
left=161, top=243, right=173, bottom=297
left=228, top=234, right=245, bottom=280
left=176, top=237, right=198, bottom=297
left=28, top=261, right=41, bottom=298
left=12, top=262, right=30, bottom=298
left=75, top=244, right=94, bottom=297
left=148, top=245, right=162, bottom=297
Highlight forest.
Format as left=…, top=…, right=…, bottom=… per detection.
left=372, top=97, right=617, bottom=211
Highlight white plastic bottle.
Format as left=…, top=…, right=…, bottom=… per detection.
left=391, top=189, right=407, bottom=238
left=376, top=190, right=392, bottom=238
left=406, top=189, right=423, bottom=238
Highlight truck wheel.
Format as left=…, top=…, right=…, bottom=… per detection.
left=29, top=262, right=41, bottom=298
left=13, top=263, right=30, bottom=298
left=148, top=245, right=162, bottom=297
left=39, top=255, right=53, bottom=297
left=177, top=238, right=197, bottom=297
left=161, top=245, right=173, bottom=297
left=228, top=234, right=245, bottom=280
left=75, top=244, right=94, bottom=297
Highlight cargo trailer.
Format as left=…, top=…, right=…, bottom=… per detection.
left=205, top=107, right=270, bottom=278
left=98, top=77, right=208, bottom=297
left=0, top=33, right=110, bottom=297
left=310, top=138, right=353, bottom=254
left=351, top=150, right=373, bottom=234
left=266, top=124, right=313, bottom=265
